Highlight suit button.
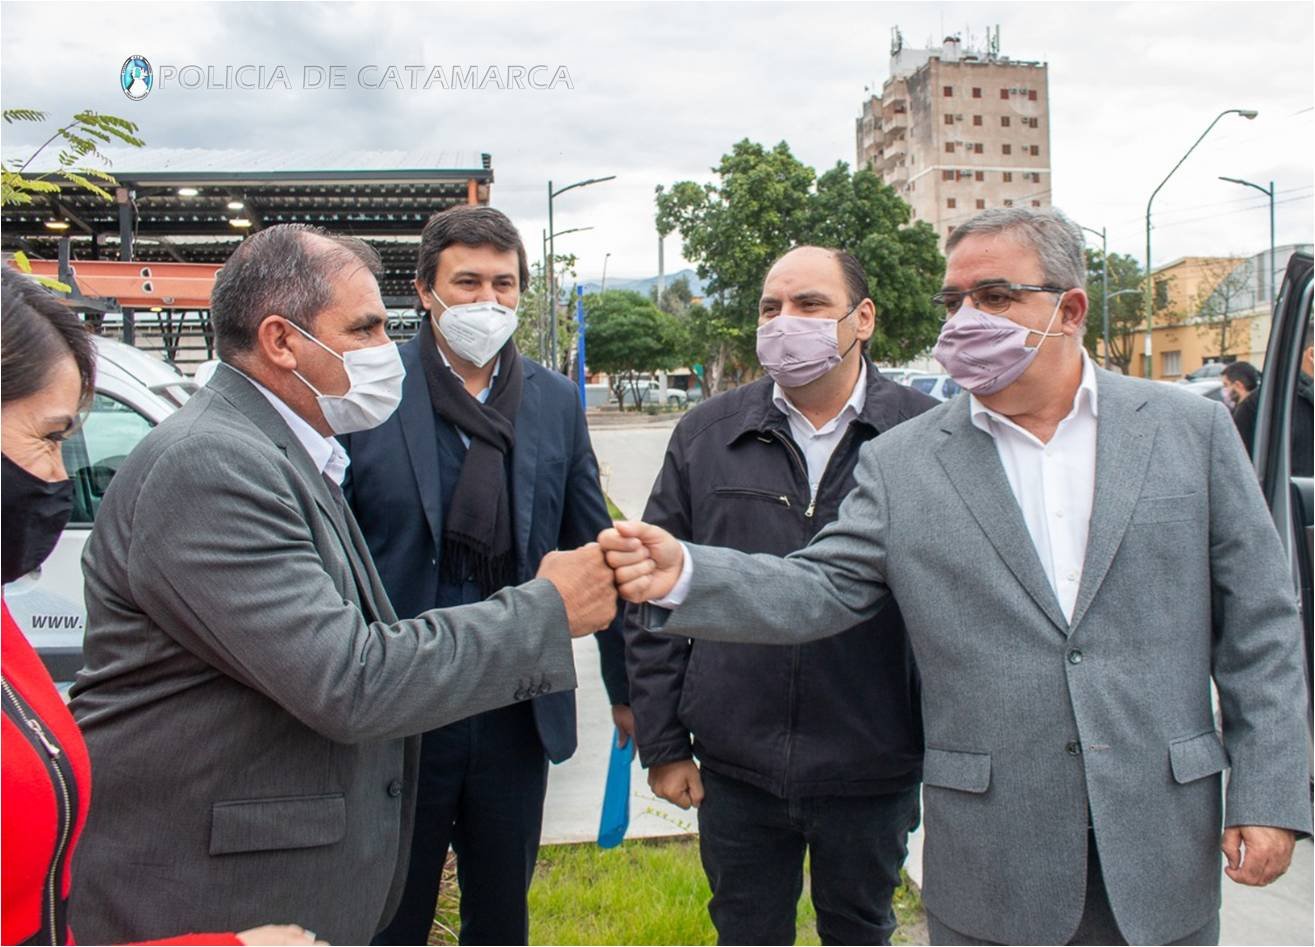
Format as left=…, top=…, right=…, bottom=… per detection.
left=1067, top=649, right=1084, bottom=665
left=513, top=688, right=526, bottom=701
left=1065, top=741, right=1082, bottom=756
left=387, top=779, right=403, bottom=797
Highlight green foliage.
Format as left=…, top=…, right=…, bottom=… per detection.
left=427, top=838, right=926, bottom=945
left=649, top=274, right=694, bottom=316
left=1082, top=249, right=1146, bottom=373
left=515, top=253, right=580, bottom=370
left=584, top=290, right=688, bottom=410
left=1, top=108, right=145, bottom=207
left=656, top=140, right=945, bottom=392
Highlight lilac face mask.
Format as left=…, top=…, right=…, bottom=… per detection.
left=757, top=308, right=858, bottom=389
left=931, top=295, right=1066, bottom=396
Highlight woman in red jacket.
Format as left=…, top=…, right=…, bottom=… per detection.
left=1, top=268, right=323, bottom=947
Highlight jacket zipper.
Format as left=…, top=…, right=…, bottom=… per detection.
left=768, top=431, right=813, bottom=518
left=712, top=486, right=791, bottom=508
left=2, top=678, right=74, bottom=946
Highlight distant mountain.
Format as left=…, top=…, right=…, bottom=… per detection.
left=576, top=268, right=706, bottom=299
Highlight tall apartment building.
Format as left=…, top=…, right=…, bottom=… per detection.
left=856, top=28, right=1051, bottom=245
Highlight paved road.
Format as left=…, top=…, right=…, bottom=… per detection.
left=545, top=414, right=1315, bottom=944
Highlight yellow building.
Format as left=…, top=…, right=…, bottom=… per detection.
left=1122, top=245, right=1311, bottom=379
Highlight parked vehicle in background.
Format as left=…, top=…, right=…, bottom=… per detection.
left=1251, top=251, right=1313, bottom=706
left=637, top=380, right=688, bottom=407
left=907, top=373, right=964, bottom=401
left=1184, top=362, right=1227, bottom=382
left=876, top=367, right=923, bottom=386
left=1177, top=378, right=1225, bottom=403
left=2, top=336, right=192, bottom=685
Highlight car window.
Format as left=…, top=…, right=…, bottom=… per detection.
left=62, top=393, right=155, bottom=526
left=911, top=377, right=936, bottom=394
left=943, top=378, right=963, bottom=398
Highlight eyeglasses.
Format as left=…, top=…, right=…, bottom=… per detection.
left=931, top=281, right=1068, bottom=316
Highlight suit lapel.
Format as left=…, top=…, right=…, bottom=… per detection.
left=208, top=364, right=388, bottom=621
left=511, top=361, right=542, bottom=575
left=1067, top=372, right=1156, bottom=632
left=934, top=398, right=1070, bottom=635
left=397, top=339, right=444, bottom=552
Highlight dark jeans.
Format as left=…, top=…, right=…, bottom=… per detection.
left=697, top=768, right=921, bottom=946
left=926, top=829, right=1221, bottom=946
left=373, top=702, right=549, bottom=946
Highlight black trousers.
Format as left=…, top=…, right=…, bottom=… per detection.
left=697, top=768, right=921, bottom=945
left=373, top=702, right=549, bottom=946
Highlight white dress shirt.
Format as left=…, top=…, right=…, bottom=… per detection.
left=434, top=345, right=500, bottom=447
left=968, top=351, right=1099, bottom=622
left=239, top=370, right=351, bottom=485
left=655, top=363, right=867, bottom=607
left=772, top=361, right=868, bottom=501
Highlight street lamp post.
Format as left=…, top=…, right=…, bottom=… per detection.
left=548, top=175, right=616, bottom=371
left=541, top=225, right=594, bottom=367
left=1143, top=109, right=1258, bottom=378
left=1218, top=175, right=1276, bottom=310
left=1078, top=224, right=1111, bottom=369
left=601, top=252, right=611, bottom=294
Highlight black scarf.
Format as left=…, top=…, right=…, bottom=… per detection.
left=418, top=318, right=524, bottom=595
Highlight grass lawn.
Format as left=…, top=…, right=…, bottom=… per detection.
left=427, top=836, right=928, bottom=945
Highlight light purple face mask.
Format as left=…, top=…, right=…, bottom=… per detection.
left=931, top=296, right=1065, bottom=396
left=757, top=309, right=858, bottom=389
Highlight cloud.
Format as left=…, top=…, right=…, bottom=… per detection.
left=2, top=1, right=1311, bottom=279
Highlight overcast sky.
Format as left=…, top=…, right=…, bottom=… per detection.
left=2, top=1, right=1311, bottom=283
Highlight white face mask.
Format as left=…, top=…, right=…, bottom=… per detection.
left=431, top=289, right=519, bottom=368
left=288, top=322, right=406, bottom=434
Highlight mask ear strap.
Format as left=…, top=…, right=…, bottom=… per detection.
left=1030, top=291, right=1068, bottom=353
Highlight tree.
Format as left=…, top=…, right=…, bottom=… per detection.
left=1082, top=249, right=1147, bottom=374
left=512, top=252, right=578, bottom=370
left=583, top=290, right=686, bottom=410
left=2, top=108, right=145, bottom=206
left=1195, top=257, right=1256, bottom=360
left=656, top=140, right=944, bottom=394
left=649, top=274, right=694, bottom=316
left=3, top=108, right=146, bottom=293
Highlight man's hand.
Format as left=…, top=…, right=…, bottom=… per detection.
left=648, top=759, right=704, bottom=810
left=598, top=521, right=685, bottom=603
left=612, top=704, right=636, bottom=748
left=536, top=543, right=618, bottom=637
left=237, top=925, right=327, bottom=945
left=1221, top=825, right=1296, bottom=886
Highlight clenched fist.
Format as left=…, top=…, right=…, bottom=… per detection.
left=649, top=759, right=704, bottom=810
left=598, top=521, right=685, bottom=603
left=536, top=543, right=618, bottom=636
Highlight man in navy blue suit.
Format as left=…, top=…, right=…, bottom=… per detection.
left=343, top=205, right=630, bottom=946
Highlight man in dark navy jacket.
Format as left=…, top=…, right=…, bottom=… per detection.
left=627, top=246, right=934, bottom=945
left=343, top=206, right=629, bottom=946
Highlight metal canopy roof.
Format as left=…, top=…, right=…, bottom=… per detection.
left=2, top=147, right=492, bottom=307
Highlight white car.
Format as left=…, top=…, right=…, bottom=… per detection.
left=637, top=380, right=688, bottom=407
left=907, top=373, right=966, bottom=402
left=3, top=337, right=194, bottom=684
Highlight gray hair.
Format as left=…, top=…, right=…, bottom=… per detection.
left=945, top=207, right=1086, bottom=290
left=211, top=223, right=383, bottom=359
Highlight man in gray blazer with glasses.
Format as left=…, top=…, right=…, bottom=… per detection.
left=602, top=208, right=1311, bottom=945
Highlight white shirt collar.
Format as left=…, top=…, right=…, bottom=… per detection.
left=435, top=344, right=501, bottom=405
left=232, top=367, right=351, bottom=484
left=969, top=350, right=1099, bottom=440
left=772, top=360, right=868, bottom=436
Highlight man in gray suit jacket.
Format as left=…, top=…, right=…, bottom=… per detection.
left=68, top=224, right=616, bottom=945
left=602, top=208, right=1311, bottom=945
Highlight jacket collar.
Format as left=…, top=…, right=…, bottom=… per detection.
left=728, top=358, right=910, bottom=446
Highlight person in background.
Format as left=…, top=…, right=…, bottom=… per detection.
left=1221, top=361, right=1260, bottom=451
left=344, top=205, right=631, bottom=946
left=626, top=246, right=933, bottom=945
left=0, top=267, right=320, bottom=947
